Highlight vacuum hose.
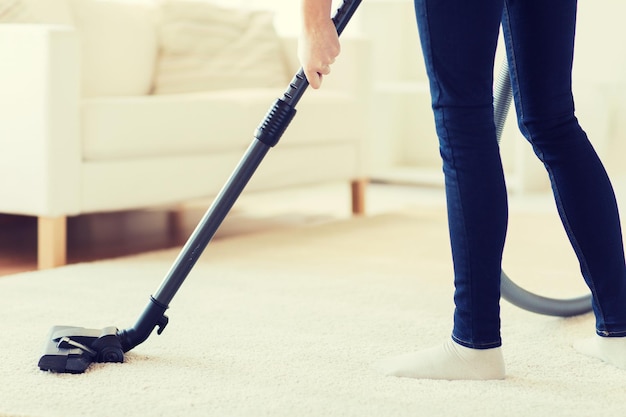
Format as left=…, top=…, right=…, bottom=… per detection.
left=493, top=61, right=513, bottom=145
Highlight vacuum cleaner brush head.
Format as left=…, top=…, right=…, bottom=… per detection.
left=38, top=325, right=124, bottom=373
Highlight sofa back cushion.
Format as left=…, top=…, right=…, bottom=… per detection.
left=152, top=0, right=290, bottom=94
left=69, top=0, right=158, bottom=97
left=0, top=0, right=73, bottom=24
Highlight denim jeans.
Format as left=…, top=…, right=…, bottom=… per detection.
left=413, top=0, right=626, bottom=348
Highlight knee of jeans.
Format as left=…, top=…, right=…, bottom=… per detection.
left=434, top=105, right=498, bottom=144
left=518, top=113, right=588, bottom=152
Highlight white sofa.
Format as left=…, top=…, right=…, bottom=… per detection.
left=0, top=0, right=371, bottom=269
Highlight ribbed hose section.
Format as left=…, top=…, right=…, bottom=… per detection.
left=493, top=61, right=513, bottom=144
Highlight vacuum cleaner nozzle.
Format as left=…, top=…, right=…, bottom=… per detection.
left=38, top=325, right=124, bottom=373
left=38, top=297, right=169, bottom=374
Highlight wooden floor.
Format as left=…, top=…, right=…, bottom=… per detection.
left=1, top=182, right=561, bottom=278
left=1, top=183, right=442, bottom=278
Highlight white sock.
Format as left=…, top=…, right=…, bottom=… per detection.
left=573, top=334, right=626, bottom=370
left=373, top=338, right=505, bottom=380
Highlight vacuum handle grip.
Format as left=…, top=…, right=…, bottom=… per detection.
left=283, top=0, right=362, bottom=106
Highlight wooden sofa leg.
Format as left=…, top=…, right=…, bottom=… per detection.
left=38, top=216, right=67, bottom=270
left=350, top=178, right=368, bottom=216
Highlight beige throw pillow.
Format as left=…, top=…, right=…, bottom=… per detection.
left=153, top=0, right=289, bottom=94
left=69, top=0, right=159, bottom=97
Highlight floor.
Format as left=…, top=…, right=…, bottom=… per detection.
left=0, top=181, right=564, bottom=278
left=0, top=182, right=445, bottom=277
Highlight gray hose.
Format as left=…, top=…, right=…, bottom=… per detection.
left=501, top=271, right=592, bottom=317
left=493, top=61, right=513, bottom=145
left=493, top=60, right=592, bottom=317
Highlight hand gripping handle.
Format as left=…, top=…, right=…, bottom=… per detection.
left=254, top=0, right=363, bottom=147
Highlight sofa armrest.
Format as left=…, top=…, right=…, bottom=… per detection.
left=0, top=24, right=81, bottom=217
left=279, top=34, right=372, bottom=101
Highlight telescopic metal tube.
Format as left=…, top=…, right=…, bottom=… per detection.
left=151, top=0, right=363, bottom=307
left=153, top=140, right=271, bottom=304
left=119, top=0, right=364, bottom=352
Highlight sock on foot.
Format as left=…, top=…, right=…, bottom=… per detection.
left=574, top=334, right=626, bottom=370
left=373, top=338, right=505, bottom=380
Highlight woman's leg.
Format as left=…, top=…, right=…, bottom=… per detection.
left=418, top=0, right=508, bottom=351
left=502, top=0, right=626, bottom=368
left=375, top=0, right=507, bottom=380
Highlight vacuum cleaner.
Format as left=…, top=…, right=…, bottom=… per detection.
left=37, top=0, right=364, bottom=374
left=37, top=0, right=591, bottom=374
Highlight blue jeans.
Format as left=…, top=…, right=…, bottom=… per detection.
left=413, top=0, right=626, bottom=348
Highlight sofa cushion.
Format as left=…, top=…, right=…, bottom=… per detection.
left=0, top=0, right=73, bottom=24
left=81, top=89, right=362, bottom=161
left=153, top=0, right=289, bottom=94
left=68, top=0, right=158, bottom=97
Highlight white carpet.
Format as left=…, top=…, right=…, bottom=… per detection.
left=0, top=209, right=623, bottom=417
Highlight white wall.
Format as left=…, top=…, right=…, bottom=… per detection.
left=572, top=0, right=626, bottom=183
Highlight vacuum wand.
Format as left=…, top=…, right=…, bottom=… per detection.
left=118, top=0, right=362, bottom=354
left=38, top=0, right=362, bottom=373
